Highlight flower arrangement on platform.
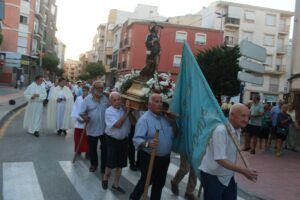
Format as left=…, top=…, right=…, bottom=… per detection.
left=114, top=71, right=176, bottom=103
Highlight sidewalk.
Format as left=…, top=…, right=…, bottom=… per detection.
left=236, top=142, right=300, bottom=200
left=0, top=86, right=27, bottom=125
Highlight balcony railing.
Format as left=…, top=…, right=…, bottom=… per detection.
left=224, top=17, right=240, bottom=26
left=224, top=36, right=239, bottom=46
left=278, top=24, right=290, bottom=33
left=269, top=84, right=279, bottom=92
left=276, top=45, right=288, bottom=53
left=275, top=64, right=286, bottom=72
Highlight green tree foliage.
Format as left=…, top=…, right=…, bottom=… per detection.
left=196, top=45, right=241, bottom=100
left=55, top=68, right=64, bottom=77
left=86, top=62, right=105, bottom=78
left=42, top=53, right=60, bottom=72
left=78, top=73, right=90, bottom=81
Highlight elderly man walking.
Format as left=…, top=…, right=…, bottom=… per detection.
left=23, top=75, right=47, bottom=137
left=130, top=93, right=176, bottom=200
left=80, top=81, right=109, bottom=173
left=199, top=104, right=258, bottom=200
left=102, top=92, right=131, bottom=193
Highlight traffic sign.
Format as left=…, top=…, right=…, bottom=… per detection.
left=239, top=58, right=265, bottom=73
left=240, top=40, right=267, bottom=63
left=238, top=71, right=264, bottom=85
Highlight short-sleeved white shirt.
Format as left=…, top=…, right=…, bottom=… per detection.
left=199, top=123, right=241, bottom=186
left=105, top=106, right=131, bottom=140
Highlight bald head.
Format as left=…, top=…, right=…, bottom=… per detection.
left=229, top=103, right=250, bottom=128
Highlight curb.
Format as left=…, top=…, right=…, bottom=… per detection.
left=0, top=98, right=27, bottom=127
left=238, top=185, right=273, bottom=200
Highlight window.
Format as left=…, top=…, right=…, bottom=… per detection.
left=265, top=14, right=276, bottom=26
left=18, top=36, right=27, bottom=47
left=241, top=31, right=253, bottom=41
left=195, top=33, right=206, bottom=45
left=244, top=11, right=255, bottom=22
left=269, top=77, right=279, bottom=92
left=20, top=15, right=28, bottom=24
left=106, top=40, right=113, bottom=48
left=107, top=24, right=115, bottom=31
left=173, top=55, right=182, bottom=67
left=264, top=34, right=274, bottom=46
left=176, top=31, right=187, bottom=43
left=265, top=55, right=273, bottom=66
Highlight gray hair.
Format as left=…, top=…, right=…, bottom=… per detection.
left=109, top=91, right=121, bottom=101
left=148, top=93, right=162, bottom=103
left=229, top=103, right=247, bottom=116
left=92, top=80, right=104, bottom=87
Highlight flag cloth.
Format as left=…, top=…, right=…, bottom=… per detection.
left=170, top=42, right=228, bottom=176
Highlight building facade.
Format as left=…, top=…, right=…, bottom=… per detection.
left=117, top=20, right=222, bottom=79
left=64, top=59, right=80, bottom=82
left=199, top=1, right=293, bottom=103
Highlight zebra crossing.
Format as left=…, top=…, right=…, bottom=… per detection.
left=2, top=160, right=246, bottom=200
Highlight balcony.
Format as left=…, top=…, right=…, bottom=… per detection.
left=276, top=45, right=288, bottom=54
left=122, top=61, right=127, bottom=68
left=224, top=36, right=239, bottom=46
left=278, top=24, right=289, bottom=34
left=269, top=84, right=279, bottom=92
left=35, top=12, right=44, bottom=20
left=224, top=17, right=240, bottom=28
left=264, top=64, right=285, bottom=75
left=275, top=64, right=286, bottom=72
left=124, top=38, right=131, bottom=48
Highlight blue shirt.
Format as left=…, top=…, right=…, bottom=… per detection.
left=271, top=106, right=281, bottom=126
left=80, top=94, right=109, bottom=136
left=133, top=111, right=174, bottom=156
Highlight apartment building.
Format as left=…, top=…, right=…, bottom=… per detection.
left=117, top=20, right=222, bottom=80
left=64, top=59, right=80, bottom=82
left=0, top=0, right=59, bottom=85
left=199, top=1, right=293, bottom=103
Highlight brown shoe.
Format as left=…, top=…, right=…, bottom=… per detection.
left=170, top=180, right=179, bottom=195
left=184, top=193, right=197, bottom=200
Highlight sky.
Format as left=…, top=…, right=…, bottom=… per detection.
left=55, top=0, right=295, bottom=60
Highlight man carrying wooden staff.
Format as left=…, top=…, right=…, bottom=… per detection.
left=129, top=94, right=176, bottom=200
left=199, top=103, right=258, bottom=200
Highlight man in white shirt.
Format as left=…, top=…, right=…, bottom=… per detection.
left=199, top=103, right=258, bottom=200
left=102, top=92, right=131, bottom=193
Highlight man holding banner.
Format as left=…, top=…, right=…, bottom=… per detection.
left=170, top=42, right=258, bottom=200
left=199, top=104, right=258, bottom=200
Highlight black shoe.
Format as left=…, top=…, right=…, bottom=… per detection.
left=102, top=180, right=108, bottom=190
left=33, top=132, right=40, bottom=137
left=57, top=130, right=61, bottom=135
left=62, top=130, right=67, bottom=136
left=89, top=166, right=97, bottom=172
left=112, top=185, right=126, bottom=194
left=130, top=164, right=138, bottom=171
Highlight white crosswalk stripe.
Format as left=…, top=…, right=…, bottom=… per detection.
left=59, top=161, right=118, bottom=200
left=3, top=162, right=44, bottom=200
left=2, top=160, right=246, bottom=200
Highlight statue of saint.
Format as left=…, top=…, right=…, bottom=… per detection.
left=140, top=22, right=163, bottom=79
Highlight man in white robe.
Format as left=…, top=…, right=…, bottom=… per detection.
left=47, top=77, right=74, bottom=135
left=23, top=75, right=47, bottom=137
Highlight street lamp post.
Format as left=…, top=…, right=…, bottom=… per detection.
left=215, top=12, right=227, bottom=45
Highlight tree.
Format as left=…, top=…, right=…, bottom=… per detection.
left=86, top=62, right=105, bottom=78
left=195, top=45, right=241, bottom=102
left=78, top=73, right=90, bottom=81
left=42, top=53, right=60, bottom=72
left=55, top=68, right=64, bottom=77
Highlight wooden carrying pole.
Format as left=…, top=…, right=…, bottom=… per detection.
left=142, top=130, right=159, bottom=200
left=198, top=123, right=250, bottom=198
left=72, top=123, right=88, bottom=163
left=225, top=123, right=249, bottom=168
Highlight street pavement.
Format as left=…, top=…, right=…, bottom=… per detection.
left=0, top=87, right=299, bottom=200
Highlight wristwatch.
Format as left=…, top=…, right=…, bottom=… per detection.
left=145, top=141, right=149, bottom=148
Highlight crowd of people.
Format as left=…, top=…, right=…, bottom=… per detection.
left=22, top=75, right=299, bottom=200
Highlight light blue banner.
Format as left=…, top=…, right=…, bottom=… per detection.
left=170, top=42, right=228, bottom=175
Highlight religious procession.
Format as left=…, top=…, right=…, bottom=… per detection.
left=12, top=21, right=300, bottom=200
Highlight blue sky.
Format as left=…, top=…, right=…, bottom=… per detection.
left=56, top=0, right=295, bottom=60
